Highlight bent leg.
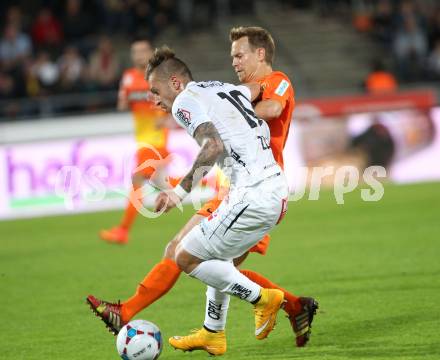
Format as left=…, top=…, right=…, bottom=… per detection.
left=121, top=214, right=205, bottom=321
left=164, top=214, right=205, bottom=259
left=240, top=269, right=301, bottom=314
left=176, top=246, right=261, bottom=303
left=175, top=226, right=262, bottom=303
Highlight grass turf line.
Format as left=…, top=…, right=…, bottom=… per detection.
left=1, top=182, right=439, bottom=359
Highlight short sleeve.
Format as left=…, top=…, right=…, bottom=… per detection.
left=172, top=93, right=211, bottom=136
left=261, top=73, right=293, bottom=109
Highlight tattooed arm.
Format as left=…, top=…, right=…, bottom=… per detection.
left=179, top=122, right=224, bottom=193
left=154, top=122, right=223, bottom=213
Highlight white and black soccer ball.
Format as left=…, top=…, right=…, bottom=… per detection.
left=116, top=320, right=162, bottom=360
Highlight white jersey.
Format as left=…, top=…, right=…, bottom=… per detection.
left=172, top=81, right=281, bottom=188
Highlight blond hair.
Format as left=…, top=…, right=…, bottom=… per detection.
left=230, top=26, right=275, bottom=65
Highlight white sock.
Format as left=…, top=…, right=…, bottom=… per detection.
left=204, top=286, right=230, bottom=331
left=189, top=259, right=261, bottom=303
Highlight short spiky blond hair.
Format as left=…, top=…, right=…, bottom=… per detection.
left=229, top=26, right=275, bottom=65
left=146, top=45, right=192, bottom=80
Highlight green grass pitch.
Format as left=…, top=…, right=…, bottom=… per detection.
left=2, top=182, right=440, bottom=359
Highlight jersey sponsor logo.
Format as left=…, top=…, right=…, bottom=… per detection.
left=231, top=283, right=252, bottom=300
left=275, top=79, right=289, bottom=96
left=175, top=108, right=191, bottom=127
left=207, top=300, right=222, bottom=320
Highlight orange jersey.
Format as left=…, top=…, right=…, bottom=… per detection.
left=119, top=68, right=168, bottom=148
left=197, top=72, right=294, bottom=255
left=365, top=71, right=397, bottom=94
left=256, top=71, right=295, bottom=168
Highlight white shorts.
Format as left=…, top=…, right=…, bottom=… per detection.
left=181, top=174, right=289, bottom=261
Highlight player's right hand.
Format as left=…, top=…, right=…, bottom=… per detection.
left=154, top=191, right=181, bottom=213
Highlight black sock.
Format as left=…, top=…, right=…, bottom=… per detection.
left=204, top=325, right=218, bottom=333
left=251, top=294, right=262, bottom=305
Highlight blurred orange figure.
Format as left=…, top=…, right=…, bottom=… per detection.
left=100, top=39, right=171, bottom=244
left=365, top=59, right=398, bottom=94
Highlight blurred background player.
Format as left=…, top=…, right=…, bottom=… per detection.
left=364, top=58, right=398, bottom=94
left=87, top=27, right=318, bottom=353
left=99, top=38, right=171, bottom=244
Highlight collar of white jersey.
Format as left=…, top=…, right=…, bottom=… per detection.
left=185, top=81, right=196, bottom=89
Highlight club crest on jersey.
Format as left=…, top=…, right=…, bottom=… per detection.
left=275, top=79, right=289, bottom=96
left=176, top=108, right=191, bottom=127
left=208, top=211, right=218, bottom=221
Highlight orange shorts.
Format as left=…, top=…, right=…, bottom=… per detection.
left=197, top=197, right=271, bottom=255
left=135, top=146, right=169, bottom=178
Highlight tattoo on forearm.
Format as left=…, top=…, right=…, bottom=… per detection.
left=180, top=122, right=224, bottom=193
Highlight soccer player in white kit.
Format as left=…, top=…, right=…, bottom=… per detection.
left=149, top=46, right=289, bottom=346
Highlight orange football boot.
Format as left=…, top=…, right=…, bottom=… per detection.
left=99, top=226, right=129, bottom=244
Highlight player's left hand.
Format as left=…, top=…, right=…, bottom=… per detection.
left=154, top=190, right=181, bottom=213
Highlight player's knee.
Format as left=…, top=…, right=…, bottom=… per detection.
left=175, top=250, right=190, bottom=273
left=163, top=226, right=187, bottom=259
left=175, top=249, right=200, bottom=274
left=233, top=251, right=249, bottom=267
left=163, top=238, right=178, bottom=259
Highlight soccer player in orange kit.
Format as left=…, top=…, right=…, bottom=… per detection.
left=100, top=38, right=171, bottom=244
left=88, top=27, right=318, bottom=352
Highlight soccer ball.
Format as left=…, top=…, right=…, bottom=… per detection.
left=116, top=320, right=162, bottom=360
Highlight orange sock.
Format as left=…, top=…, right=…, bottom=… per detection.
left=120, top=185, right=142, bottom=230
left=240, top=269, right=301, bottom=314
left=121, top=258, right=181, bottom=321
